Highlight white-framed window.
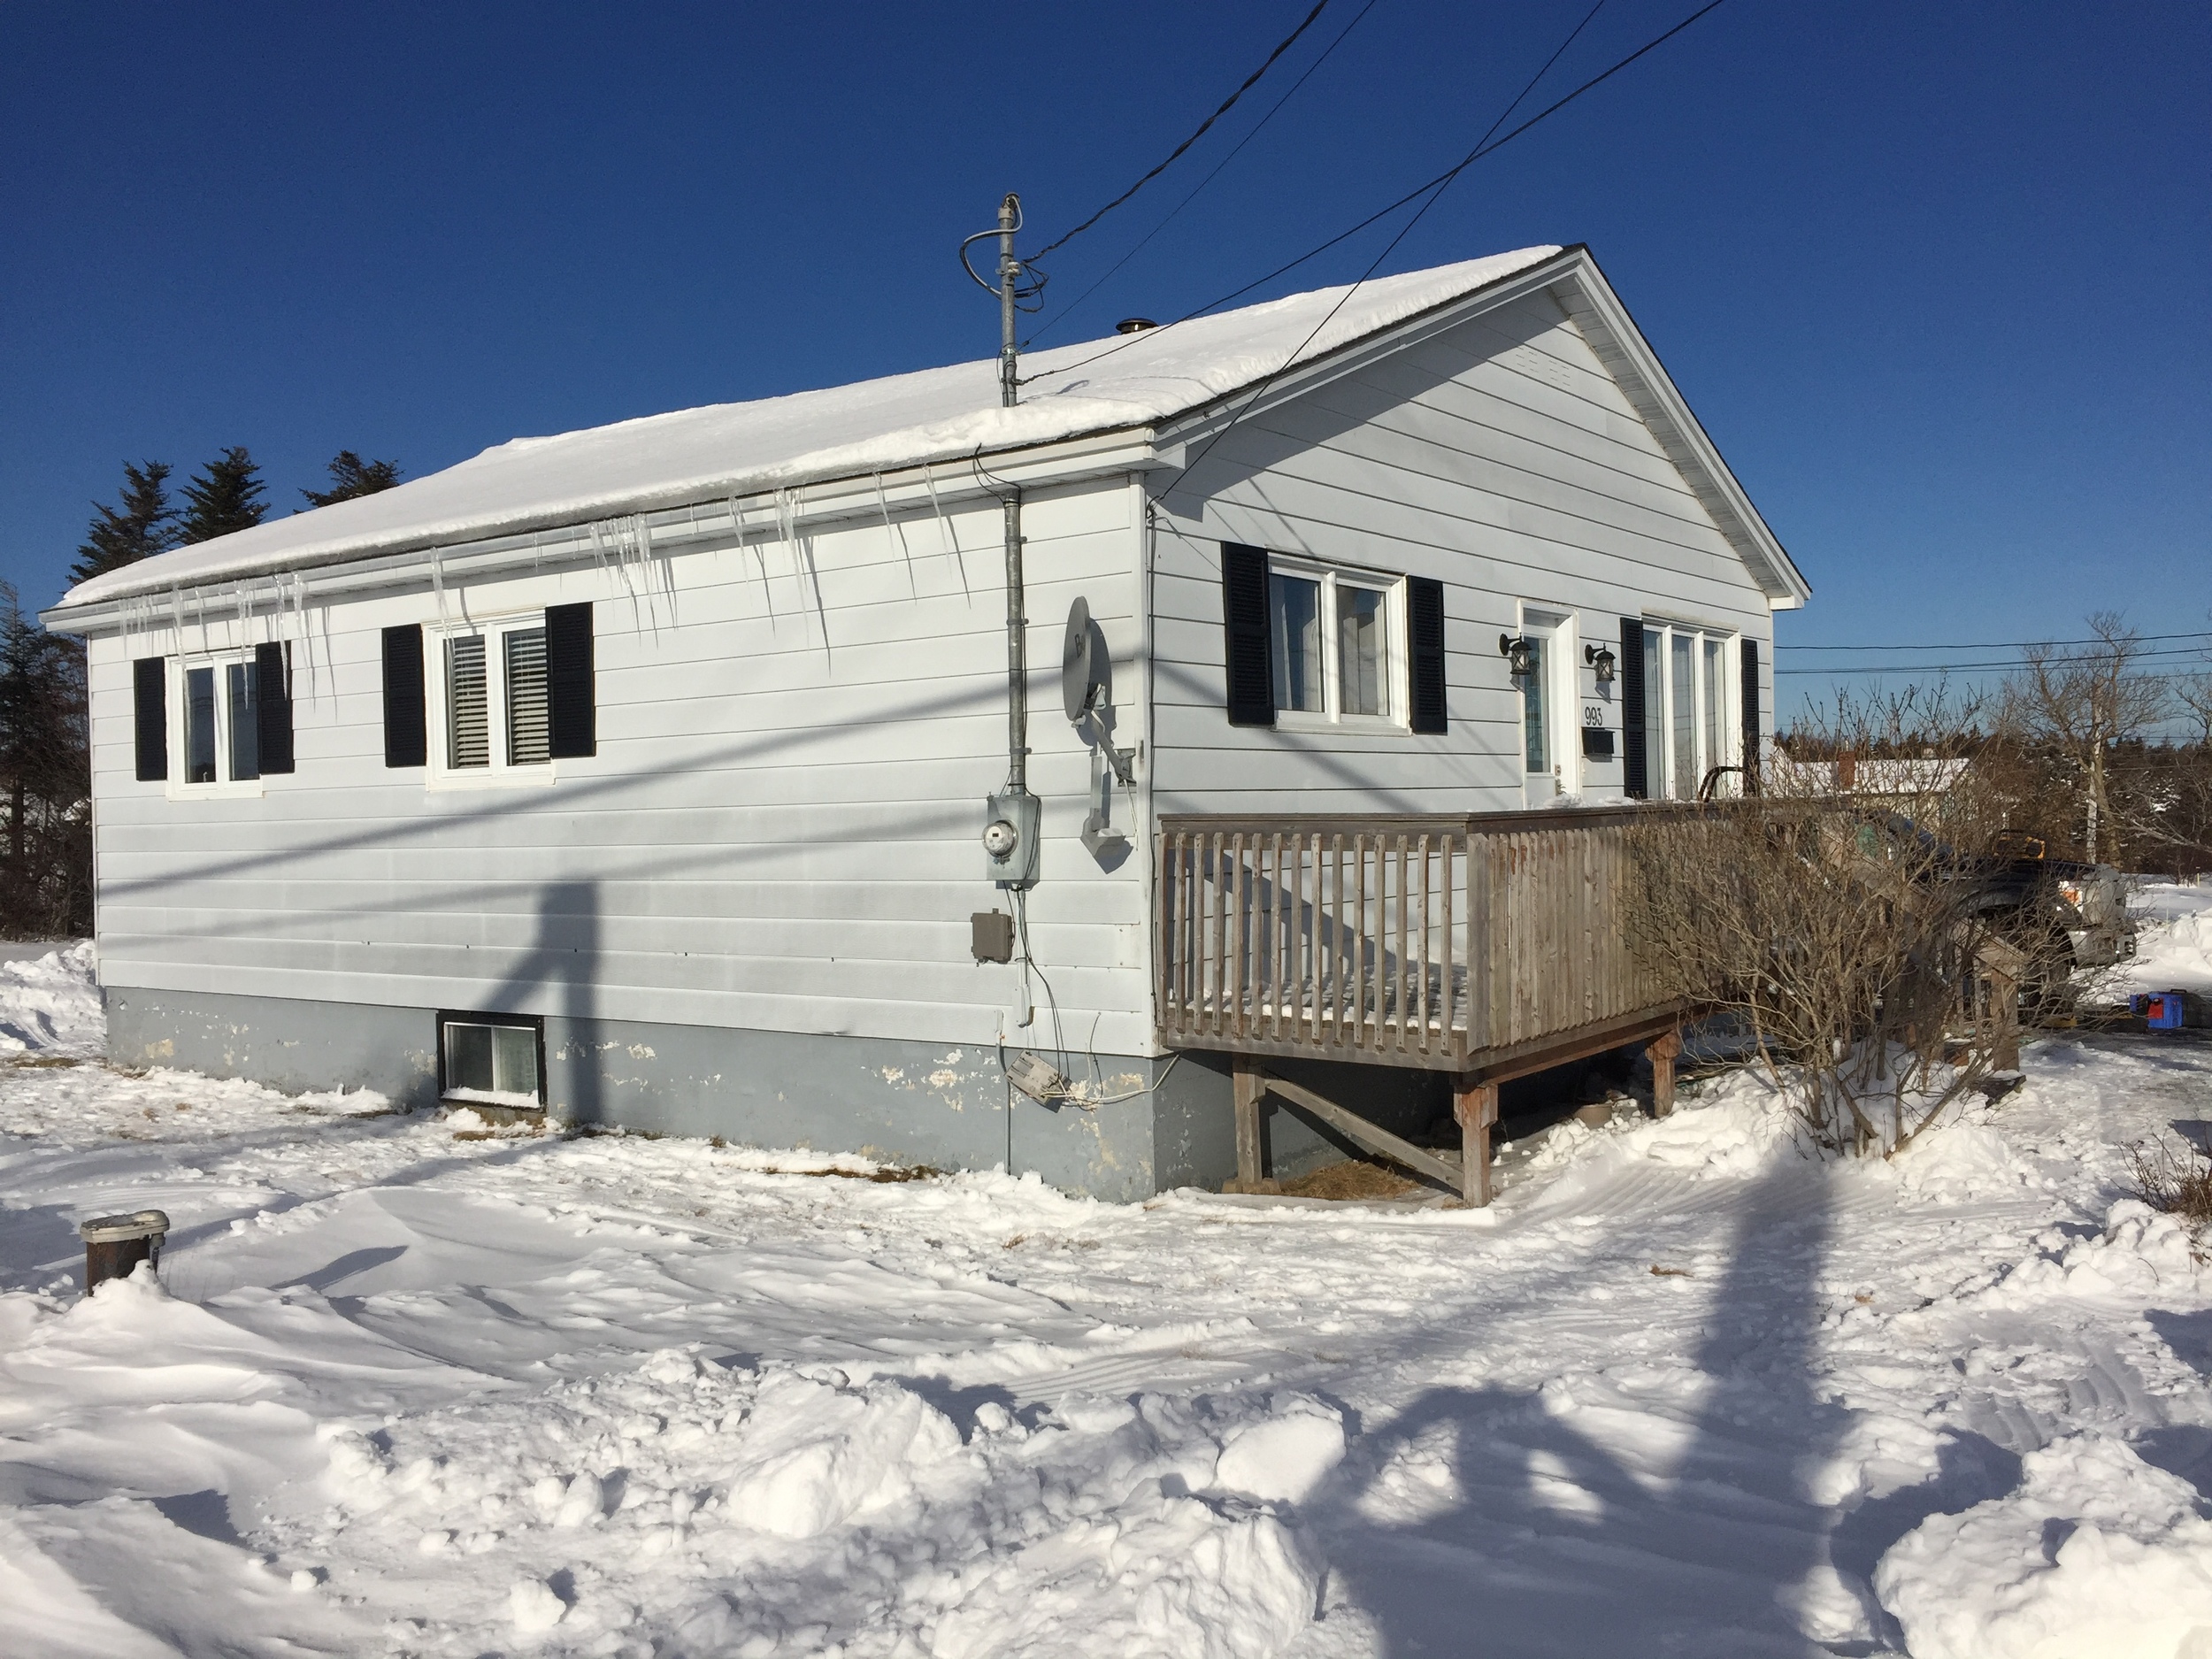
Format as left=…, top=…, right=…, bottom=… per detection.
left=1640, top=621, right=1739, bottom=799
left=169, top=653, right=265, bottom=797
left=425, top=615, right=557, bottom=788
left=1264, top=555, right=1406, bottom=728
left=438, top=1011, right=544, bottom=1109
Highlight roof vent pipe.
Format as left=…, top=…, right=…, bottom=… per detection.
left=1115, top=318, right=1157, bottom=334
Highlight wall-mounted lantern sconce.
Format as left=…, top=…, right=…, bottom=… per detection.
left=1585, top=643, right=1617, bottom=684
left=1499, top=634, right=1533, bottom=678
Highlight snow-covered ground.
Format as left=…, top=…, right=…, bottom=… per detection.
left=4, top=917, right=2212, bottom=1659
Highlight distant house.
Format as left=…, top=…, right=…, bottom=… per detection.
left=46, top=245, right=1809, bottom=1200
left=1768, top=754, right=1973, bottom=797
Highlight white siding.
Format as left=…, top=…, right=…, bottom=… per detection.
left=88, top=476, right=1156, bottom=1054
left=1148, top=288, right=1777, bottom=814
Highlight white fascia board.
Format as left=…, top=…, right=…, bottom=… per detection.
left=1548, top=257, right=1813, bottom=608
left=1148, top=251, right=1585, bottom=457
left=43, top=429, right=1163, bottom=637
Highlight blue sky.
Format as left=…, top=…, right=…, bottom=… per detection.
left=3, top=1, right=2206, bottom=714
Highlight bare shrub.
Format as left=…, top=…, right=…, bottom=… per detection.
left=2124, top=1136, right=2212, bottom=1233
left=1625, top=686, right=2024, bottom=1155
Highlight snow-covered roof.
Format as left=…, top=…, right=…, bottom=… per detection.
left=55, top=243, right=1806, bottom=611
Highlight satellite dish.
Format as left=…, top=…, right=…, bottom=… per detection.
left=1063, top=596, right=1109, bottom=724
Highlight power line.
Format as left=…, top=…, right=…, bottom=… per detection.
left=1177, top=0, right=1657, bottom=482
left=1780, top=630, right=2212, bottom=653
left=1776, top=645, right=2212, bottom=677
left=1025, top=0, right=1386, bottom=350
left=1030, top=1, right=1335, bottom=263
left=1022, top=0, right=1727, bottom=391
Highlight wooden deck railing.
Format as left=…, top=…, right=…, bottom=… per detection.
left=1155, top=807, right=1685, bottom=1074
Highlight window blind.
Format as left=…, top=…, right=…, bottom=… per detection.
left=505, top=627, right=550, bottom=765
left=447, top=635, right=489, bottom=769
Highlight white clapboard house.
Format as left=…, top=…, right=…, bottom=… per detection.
left=48, top=245, right=1809, bottom=1201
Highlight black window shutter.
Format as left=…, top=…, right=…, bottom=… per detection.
left=1740, top=637, right=1762, bottom=795
left=381, top=625, right=426, bottom=767
left=546, top=602, right=596, bottom=759
left=1619, top=618, right=1647, bottom=799
left=1220, top=543, right=1274, bottom=728
left=133, top=657, right=167, bottom=782
left=254, top=641, right=295, bottom=774
left=1407, top=577, right=1447, bottom=734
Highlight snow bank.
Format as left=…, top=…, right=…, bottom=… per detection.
left=1876, top=1433, right=2212, bottom=1659
left=2121, top=881, right=2212, bottom=996
left=0, top=942, right=102, bottom=1058
left=1985, top=1199, right=2202, bottom=1304
left=1522, top=1065, right=1805, bottom=1208
left=314, top=1347, right=1325, bottom=1655
left=1893, top=1118, right=2033, bottom=1203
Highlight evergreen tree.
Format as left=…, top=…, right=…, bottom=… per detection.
left=0, top=583, right=91, bottom=936
left=68, top=460, right=177, bottom=588
left=302, top=449, right=403, bottom=507
left=178, top=447, right=269, bottom=543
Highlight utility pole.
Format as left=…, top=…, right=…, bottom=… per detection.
left=998, top=193, right=1021, bottom=411
left=998, top=193, right=1027, bottom=800
left=968, top=192, right=1040, bottom=892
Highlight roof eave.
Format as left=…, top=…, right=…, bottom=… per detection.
left=42, top=425, right=1171, bottom=635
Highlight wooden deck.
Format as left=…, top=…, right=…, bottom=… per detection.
left=1155, top=807, right=1690, bottom=1202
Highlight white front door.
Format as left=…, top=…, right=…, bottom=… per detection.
left=1519, top=611, right=1571, bottom=806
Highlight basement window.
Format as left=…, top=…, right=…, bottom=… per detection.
left=438, top=1012, right=544, bottom=1110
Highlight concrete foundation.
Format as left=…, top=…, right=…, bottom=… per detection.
left=104, top=986, right=1470, bottom=1201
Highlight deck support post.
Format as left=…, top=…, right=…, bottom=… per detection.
left=1453, top=1078, right=1497, bottom=1207
left=1989, top=964, right=2021, bottom=1072
left=1647, top=1027, right=1682, bottom=1117
left=1227, top=1056, right=1279, bottom=1194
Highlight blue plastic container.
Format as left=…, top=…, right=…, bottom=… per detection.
left=2132, top=992, right=2186, bottom=1030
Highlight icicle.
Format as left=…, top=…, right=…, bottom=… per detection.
left=922, top=464, right=972, bottom=602
left=876, top=471, right=918, bottom=600
left=733, top=495, right=775, bottom=624
left=431, top=550, right=447, bottom=624
left=780, top=486, right=832, bottom=664
left=170, top=585, right=184, bottom=651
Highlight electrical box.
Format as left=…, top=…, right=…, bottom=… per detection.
left=983, top=790, right=1041, bottom=888
left=1005, top=1048, right=1073, bottom=1105
left=971, top=910, right=1015, bottom=964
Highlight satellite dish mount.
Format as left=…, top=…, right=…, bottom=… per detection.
left=1062, top=597, right=1136, bottom=862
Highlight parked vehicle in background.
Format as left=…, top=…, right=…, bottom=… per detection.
left=1987, top=833, right=2138, bottom=969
